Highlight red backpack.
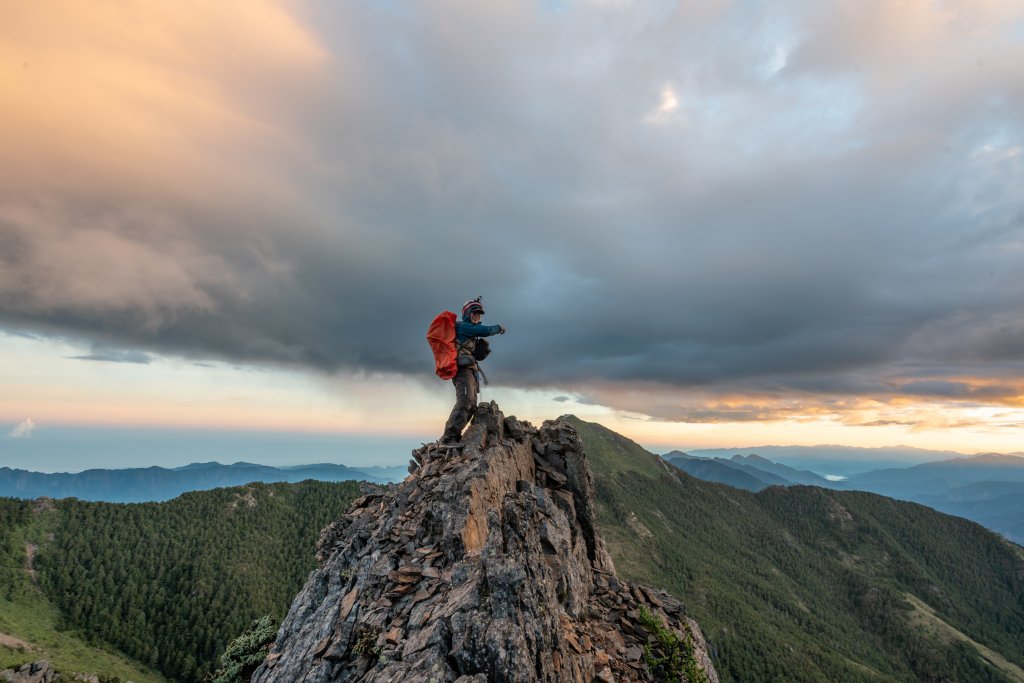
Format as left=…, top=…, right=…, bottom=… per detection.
left=426, top=311, right=458, bottom=380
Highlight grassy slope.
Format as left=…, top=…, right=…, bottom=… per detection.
left=570, top=416, right=1024, bottom=683
left=903, top=593, right=1024, bottom=683
left=0, top=502, right=168, bottom=682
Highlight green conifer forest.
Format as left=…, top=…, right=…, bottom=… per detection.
left=2, top=481, right=360, bottom=681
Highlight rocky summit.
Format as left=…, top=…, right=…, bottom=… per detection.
left=251, top=403, right=717, bottom=683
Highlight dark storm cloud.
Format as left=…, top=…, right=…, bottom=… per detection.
left=2, top=0, right=1023, bottom=415
left=897, top=380, right=1021, bottom=401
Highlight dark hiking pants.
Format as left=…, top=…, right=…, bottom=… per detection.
left=442, top=366, right=478, bottom=442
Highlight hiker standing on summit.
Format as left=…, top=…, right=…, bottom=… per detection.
left=441, top=297, right=505, bottom=445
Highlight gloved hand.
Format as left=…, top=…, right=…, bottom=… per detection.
left=498, top=325, right=507, bottom=335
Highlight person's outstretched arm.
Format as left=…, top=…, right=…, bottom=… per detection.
left=457, top=322, right=505, bottom=337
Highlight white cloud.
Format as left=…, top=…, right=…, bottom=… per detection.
left=9, top=418, right=36, bottom=438
left=762, top=43, right=791, bottom=78
left=645, top=84, right=680, bottom=124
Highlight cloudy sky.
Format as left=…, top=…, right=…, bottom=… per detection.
left=2, top=0, right=1023, bottom=470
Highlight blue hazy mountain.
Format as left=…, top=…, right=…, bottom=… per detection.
left=838, top=454, right=1024, bottom=544
left=669, top=447, right=1024, bottom=544
left=931, top=479, right=1024, bottom=502
left=728, top=453, right=832, bottom=486
left=684, top=444, right=965, bottom=476
left=915, top=481, right=1024, bottom=544
left=0, top=461, right=407, bottom=503
left=842, top=453, right=1024, bottom=496
left=663, top=450, right=791, bottom=491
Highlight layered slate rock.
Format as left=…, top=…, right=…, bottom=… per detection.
left=252, top=403, right=717, bottom=683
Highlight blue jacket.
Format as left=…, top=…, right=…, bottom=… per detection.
left=455, top=320, right=502, bottom=345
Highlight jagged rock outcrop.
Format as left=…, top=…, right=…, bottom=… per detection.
left=0, top=661, right=103, bottom=683
left=252, top=403, right=717, bottom=683
left=0, top=661, right=55, bottom=683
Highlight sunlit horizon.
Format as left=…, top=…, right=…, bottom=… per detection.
left=2, top=2, right=1022, bottom=471
left=4, top=332, right=1021, bottom=471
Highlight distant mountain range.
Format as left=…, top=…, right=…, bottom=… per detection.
left=844, top=454, right=1024, bottom=544
left=684, top=444, right=968, bottom=476
left=664, top=450, right=830, bottom=490
left=0, top=461, right=408, bottom=503
left=664, top=448, right=1024, bottom=544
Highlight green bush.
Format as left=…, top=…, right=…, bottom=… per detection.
left=638, top=605, right=707, bottom=683
left=206, top=615, right=277, bottom=683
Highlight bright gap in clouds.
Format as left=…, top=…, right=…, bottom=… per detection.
left=1, top=331, right=442, bottom=434
left=3, top=330, right=1023, bottom=471
left=0, top=332, right=587, bottom=467
left=645, top=84, right=679, bottom=123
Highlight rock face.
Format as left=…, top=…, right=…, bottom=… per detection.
left=0, top=661, right=102, bottom=683
left=0, top=661, right=56, bottom=683
left=251, top=403, right=717, bottom=683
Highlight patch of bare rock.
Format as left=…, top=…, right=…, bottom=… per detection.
left=0, top=660, right=104, bottom=683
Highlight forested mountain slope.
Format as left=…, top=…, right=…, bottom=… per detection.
left=5, top=417, right=1023, bottom=683
left=2, top=480, right=361, bottom=682
left=571, top=416, right=1024, bottom=683
left=0, top=498, right=169, bottom=682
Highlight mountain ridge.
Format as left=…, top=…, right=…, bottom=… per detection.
left=727, top=453, right=831, bottom=486
left=662, top=451, right=790, bottom=491
left=0, top=462, right=405, bottom=503
left=570, top=415, right=1024, bottom=682
left=683, top=444, right=972, bottom=475
left=667, top=447, right=1024, bottom=543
